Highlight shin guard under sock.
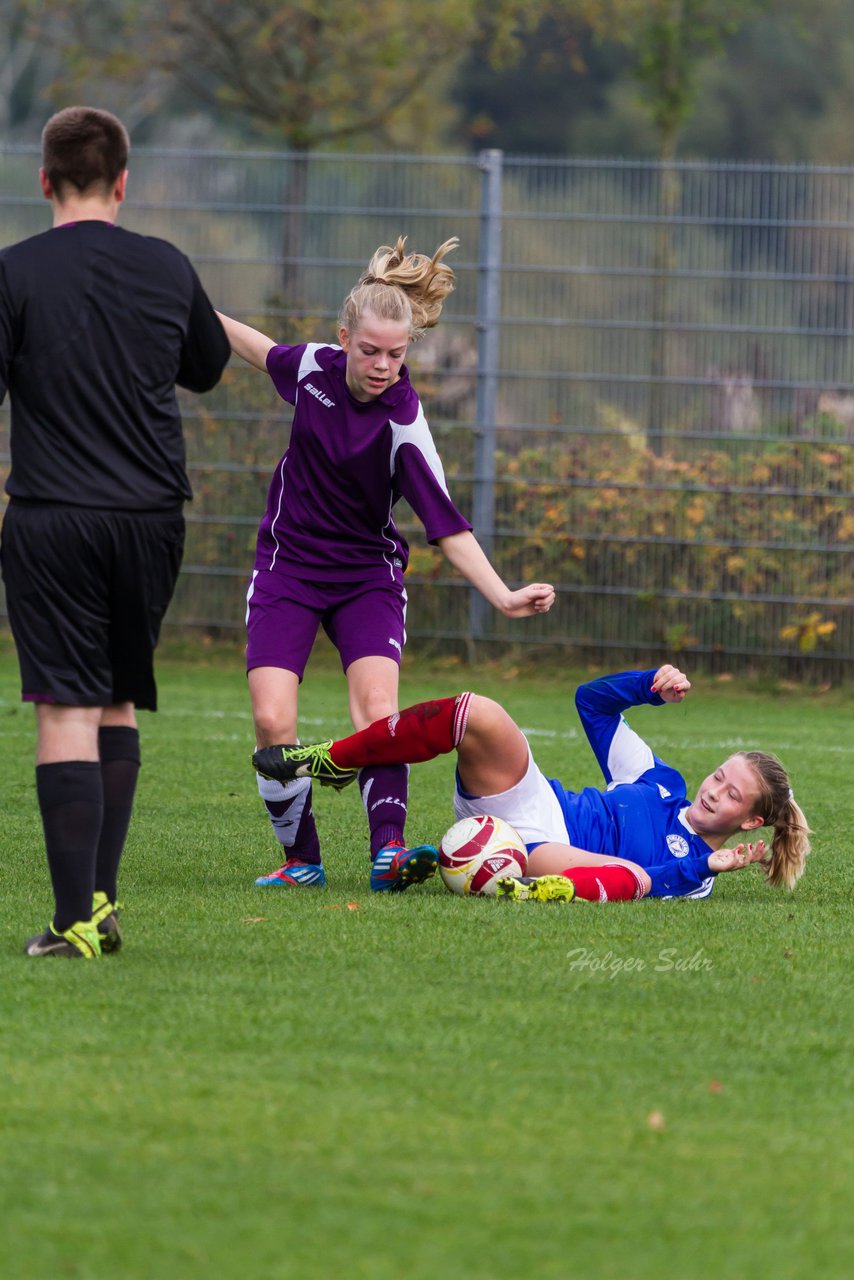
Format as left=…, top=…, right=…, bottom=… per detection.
left=257, top=774, right=321, bottom=864
left=95, top=726, right=141, bottom=903
left=359, top=764, right=409, bottom=858
left=563, top=864, right=646, bottom=902
left=36, top=761, right=104, bottom=931
left=330, top=693, right=473, bottom=769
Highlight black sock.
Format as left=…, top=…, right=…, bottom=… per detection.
left=95, top=726, right=141, bottom=903
left=36, top=761, right=104, bottom=932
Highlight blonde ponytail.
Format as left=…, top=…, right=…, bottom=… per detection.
left=339, top=236, right=458, bottom=341
left=764, top=794, right=811, bottom=890
left=737, top=751, right=811, bottom=890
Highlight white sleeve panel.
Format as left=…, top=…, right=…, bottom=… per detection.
left=605, top=717, right=656, bottom=789
left=389, top=408, right=451, bottom=495
left=296, top=343, right=326, bottom=383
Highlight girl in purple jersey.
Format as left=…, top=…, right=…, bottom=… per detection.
left=217, top=238, right=554, bottom=893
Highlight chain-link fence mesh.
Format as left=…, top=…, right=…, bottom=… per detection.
left=1, top=146, right=851, bottom=674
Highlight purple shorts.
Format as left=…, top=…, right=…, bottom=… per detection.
left=245, top=569, right=407, bottom=679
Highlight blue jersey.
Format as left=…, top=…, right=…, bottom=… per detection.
left=548, top=670, right=717, bottom=899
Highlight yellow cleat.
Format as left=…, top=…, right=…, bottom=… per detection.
left=495, top=875, right=576, bottom=903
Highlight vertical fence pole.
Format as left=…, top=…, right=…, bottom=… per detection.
left=469, top=148, right=503, bottom=656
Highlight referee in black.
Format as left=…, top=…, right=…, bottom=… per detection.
left=0, top=107, right=230, bottom=958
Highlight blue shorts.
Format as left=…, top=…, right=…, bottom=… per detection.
left=245, top=569, right=407, bottom=680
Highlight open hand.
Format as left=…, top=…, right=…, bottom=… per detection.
left=651, top=663, right=691, bottom=702
left=708, top=840, right=767, bottom=874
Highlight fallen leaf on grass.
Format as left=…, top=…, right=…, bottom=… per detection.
left=347, top=901, right=360, bottom=911
left=646, top=1111, right=666, bottom=1131
left=707, top=1080, right=724, bottom=1094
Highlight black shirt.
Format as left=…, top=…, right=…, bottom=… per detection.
left=0, top=220, right=230, bottom=510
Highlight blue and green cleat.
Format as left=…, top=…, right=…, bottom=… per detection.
left=370, top=841, right=439, bottom=893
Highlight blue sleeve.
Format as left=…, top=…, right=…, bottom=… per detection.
left=575, top=669, right=667, bottom=785
left=646, top=852, right=717, bottom=898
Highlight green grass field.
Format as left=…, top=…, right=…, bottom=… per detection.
left=1, top=644, right=852, bottom=1280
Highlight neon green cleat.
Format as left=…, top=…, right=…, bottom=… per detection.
left=24, top=918, right=102, bottom=958
left=92, top=891, right=123, bottom=953
left=252, top=741, right=357, bottom=791
left=495, top=875, right=576, bottom=903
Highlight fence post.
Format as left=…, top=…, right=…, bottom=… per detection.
left=469, top=148, right=503, bottom=656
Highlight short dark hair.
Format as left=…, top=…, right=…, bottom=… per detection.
left=41, top=107, right=129, bottom=198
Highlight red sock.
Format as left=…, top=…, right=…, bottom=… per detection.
left=329, top=693, right=473, bottom=769
left=563, top=864, right=645, bottom=902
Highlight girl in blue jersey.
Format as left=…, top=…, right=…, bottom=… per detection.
left=253, top=663, right=811, bottom=901
left=217, top=238, right=554, bottom=893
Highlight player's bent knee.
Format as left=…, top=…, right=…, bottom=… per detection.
left=466, top=695, right=519, bottom=742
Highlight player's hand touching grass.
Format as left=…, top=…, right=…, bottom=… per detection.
left=651, top=663, right=691, bottom=702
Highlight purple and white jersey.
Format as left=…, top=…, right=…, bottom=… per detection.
left=255, top=343, right=471, bottom=582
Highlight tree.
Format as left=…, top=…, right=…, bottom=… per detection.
left=0, top=2, right=65, bottom=137
left=575, top=2, right=772, bottom=442
left=578, top=0, right=771, bottom=162
left=32, top=1, right=542, bottom=149
left=452, top=11, right=632, bottom=153
left=31, top=0, right=542, bottom=296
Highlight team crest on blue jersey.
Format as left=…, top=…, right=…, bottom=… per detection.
left=666, top=833, right=690, bottom=858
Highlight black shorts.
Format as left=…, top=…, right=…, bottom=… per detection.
left=0, top=502, right=184, bottom=710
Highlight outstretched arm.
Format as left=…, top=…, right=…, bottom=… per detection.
left=437, top=530, right=554, bottom=617
left=215, top=311, right=275, bottom=372
left=641, top=837, right=767, bottom=898
left=575, top=663, right=691, bottom=786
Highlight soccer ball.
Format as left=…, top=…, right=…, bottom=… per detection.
left=439, top=814, right=528, bottom=897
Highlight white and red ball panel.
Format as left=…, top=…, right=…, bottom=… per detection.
left=439, top=814, right=528, bottom=896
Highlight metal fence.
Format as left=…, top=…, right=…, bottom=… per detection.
left=1, top=145, right=852, bottom=674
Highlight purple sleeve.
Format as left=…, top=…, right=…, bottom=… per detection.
left=395, top=440, right=472, bottom=544
left=265, top=343, right=308, bottom=405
